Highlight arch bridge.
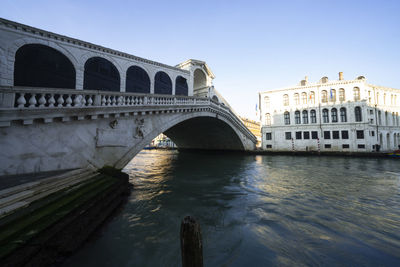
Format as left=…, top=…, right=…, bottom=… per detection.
left=0, top=18, right=256, bottom=176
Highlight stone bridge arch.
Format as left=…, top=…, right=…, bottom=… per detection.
left=5, top=37, right=80, bottom=86
left=114, top=111, right=247, bottom=169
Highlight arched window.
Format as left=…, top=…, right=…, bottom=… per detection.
left=339, top=88, right=345, bottom=101
left=301, top=92, right=307, bottom=104
left=126, top=66, right=150, bottom=93
left=14, top=44, right=76, bottom=89
left=302, top=110, right=308, bottom=124
left=294, top=93, right=300, bottom=105
left=353, top=87, right=360, bottom=101
left=284, top=111, right=290, bottom=125
left=330, top=89, right=336, bottom=102
left=84, top=57, right=120, bottom=91
left=265, top=113, right=271, bottom=125
left=175, top=76, right=188, bottom=96
left=295, top=110, right=301, bottom=124
left=283, top=94, right=289, bottom=106
left=355, top=106, right=362, bottom=122
left=322, top=108, right=329, bottom=123
left=321, top=90, right=328, bottom=103
left=264, top=96, right=270, bottom=108
left=310, top=91, right=315, bottom=104
left=310, top=109, right=317, bottom=123
left=340, top=107, right=347, bottom=122
left=154, top=71, right=172, bottom=95
left=331, top=108, right=338, bottom=122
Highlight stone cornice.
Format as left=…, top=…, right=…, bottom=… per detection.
left=260, top=80, right=367, bottom=95
left=0, top=17, right=189, bottom=74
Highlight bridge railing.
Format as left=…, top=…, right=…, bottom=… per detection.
left=0, top=86, right=257, bottom=142
left=0, top=86, right=211, bottom=109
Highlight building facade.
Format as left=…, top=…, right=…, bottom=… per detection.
left=240, top=117, right=261, bottom=147
left=259, top=73, right=400, bottom=152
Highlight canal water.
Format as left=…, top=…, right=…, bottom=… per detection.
left=65, top=150, right=400, bottom=266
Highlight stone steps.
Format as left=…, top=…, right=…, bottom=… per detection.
left=0, top=168, right=97, bottom=219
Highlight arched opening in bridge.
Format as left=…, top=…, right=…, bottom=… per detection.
left=84, top=57, right=120, bottom=91
left=154, top=71, right=172, bottom=95
left=175, top=76, right=188, bottom=96
left=163, top=116, right=245, bottom=151
left=14, top=44, right=76, bottom=89
left=212, top=95, right=219, bottom=103
left=126, top=66, right=150, bottom=93
left=193, top=69, right=207, bottom=96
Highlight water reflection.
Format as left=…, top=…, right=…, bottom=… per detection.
left=65, top=151, right=400, bottom=267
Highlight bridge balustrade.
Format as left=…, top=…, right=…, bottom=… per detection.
left=0, top=86, right=257, bottom=144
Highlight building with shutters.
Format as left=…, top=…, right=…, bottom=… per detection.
left=259, top=72, right=400, bottom=152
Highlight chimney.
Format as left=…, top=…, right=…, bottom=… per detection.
left=339, top=72, right=343, bottom=81
left=305, top=76, right=308, bottom=83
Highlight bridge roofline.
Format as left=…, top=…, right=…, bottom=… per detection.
left=0, top=17, right=189, bottom=75
left=176, top=59, right=215, bottom=79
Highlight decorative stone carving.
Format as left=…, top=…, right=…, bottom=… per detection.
left=133, top=118, right=145, bottom=139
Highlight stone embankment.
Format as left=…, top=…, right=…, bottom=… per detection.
left=0, top=166, right=131, bottom=266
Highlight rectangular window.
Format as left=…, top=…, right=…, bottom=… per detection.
left=341, top=130, right=349, bottom=139
left=358, top=144, right=365, bottom=149
left=266, top=132, right=272, bottom=140
left=370, top=131, right=375, bottom=137
left=356, top=130, right=364, bottom=139
left=296, top=131, right=302, bottom=139
left=370, top=110, right=374, bottom=115
left=343, top=144, right=350, bottom=148
left=332, top=131, right=340, bottom=139
left=324, top=131, right=331, bottom=139
left=266, top=144, right=272, bottom=148
left=311, top=131, right=318, bottom=139
left=285, top=132, right=292, bottom=140
left=325, top=144, right=331, bottom=148
left=303, top=131, right=310, bottom=139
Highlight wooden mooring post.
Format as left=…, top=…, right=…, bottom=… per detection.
left=180, top=216, right=203, bottom=267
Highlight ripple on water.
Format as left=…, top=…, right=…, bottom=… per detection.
left=64, top=151, right=400, bottom=267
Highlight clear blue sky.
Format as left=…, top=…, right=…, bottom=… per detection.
left=1, top=0, right=400, bottom=119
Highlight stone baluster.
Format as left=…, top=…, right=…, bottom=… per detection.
left=74, top=95, right=82, bottom=107
left=111, top=96, right=117, bottom=106
left=66, top=95, right=73, bottom=107
left=87, top=95, right=93, bottom=106
left=38, top=94, right=46, bottom=107
left=57, top=95, right=64, bottom=107
left=48, top=94, right=56, bottom=107
left=118, top=96, right=124, bottom=106
left=17, top=93, right=26, bottom=108
left=143, top=96, right=148, bottom=105
left=101, top=95, right=106, bottom=106
left=29, top=94, right=37, bottom=108
left=106, top=96, right=111, bottom=106
left=81, top=95, right=87, bottom=106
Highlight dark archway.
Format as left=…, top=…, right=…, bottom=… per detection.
left=212, top=95, right=219, bottom=103
left=175, top=76, right=188, bottom=96
left=14, top=44, right=76, bottom=88
left=154, top=71, right=172, bottom=95
left=126, top=66, right=150, bottom=93
left=164, top=116, right=244, bottom=150
left=84, top=57, right=120, bottom=91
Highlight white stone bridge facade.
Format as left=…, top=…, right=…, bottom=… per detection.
left=0, top=18, right=256, bottom=176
